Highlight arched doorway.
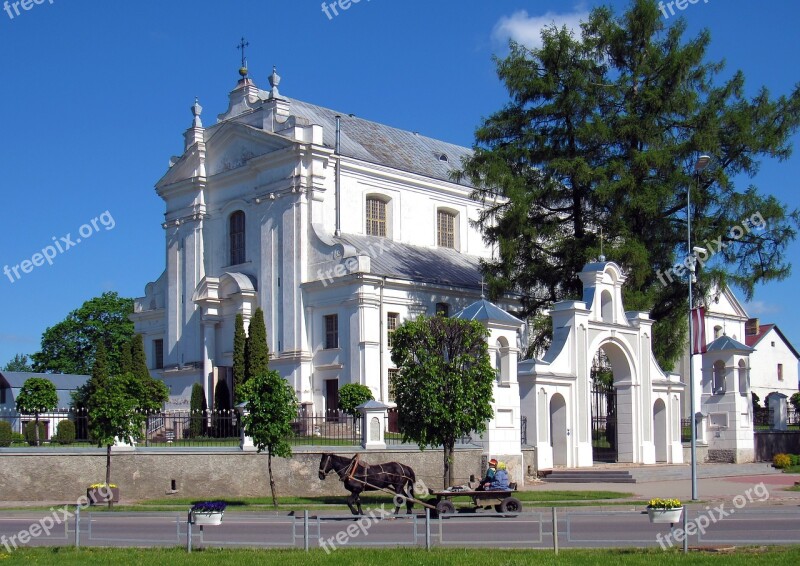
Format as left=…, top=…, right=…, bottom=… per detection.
left=549, top=393, right=568, bottom=467
left=653, top=399, right=667, bottom=462
left=591, top=348, right=617, bottom=462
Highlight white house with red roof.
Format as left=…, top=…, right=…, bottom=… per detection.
left=745, top=320, right=800, bottom=402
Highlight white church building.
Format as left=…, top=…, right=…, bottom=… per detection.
left=131, top=65, right=520, bottom=413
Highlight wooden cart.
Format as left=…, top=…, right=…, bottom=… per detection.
left=429, top=488, right=522, bottom=516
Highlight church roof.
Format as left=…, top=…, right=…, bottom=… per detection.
left=453, top=299, right=523, bottom=326
left=334, top=233, right=483, bottom=290
left=287, top=98, right=474, bottom=186
left=705, top=335, right=754, bottom=353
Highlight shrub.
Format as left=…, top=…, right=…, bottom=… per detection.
left=24, top=421, right=48, bottom=445
left=338, top=383, right=374, bottom=418
left=11, top=432, right=25, bottom=444
left=0, top=421, right=12, bottom=447
left=55, top=420, right=76, bottom=445
left=773, top=453, right=791, bottom=469
left=790, top=454, right=800, bottom=467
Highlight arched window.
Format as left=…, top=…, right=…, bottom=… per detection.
left=712, top=360, right=726, bottom=395
left=714, top=325, right=723, bottom=339
left=229, top=211, right=246, bottom=266
left=437, top=209, right=457, bottom=249
left=601, top=290, right=613, bottom=323
left=366, top=197, right=388, bottom=237
left=496, top=337, right=510, bottom=384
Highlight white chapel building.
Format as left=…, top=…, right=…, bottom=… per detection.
left=131, top=66, right=524, bottom=414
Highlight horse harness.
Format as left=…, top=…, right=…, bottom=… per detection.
left=322, top=454, right=415, bottom=488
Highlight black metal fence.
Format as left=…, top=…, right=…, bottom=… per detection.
left=0, top=409, right=91, bottom=445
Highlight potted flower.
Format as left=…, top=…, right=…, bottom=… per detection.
left=646, top=498, right=683, bottom=523
left=87, top=483, right=120, bottom=505
left=190, top=500, right=227, bottom=526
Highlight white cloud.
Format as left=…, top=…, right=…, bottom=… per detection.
left=744, top=301, right=781, bottom=316
left=492, top=8, right=589, bottom=50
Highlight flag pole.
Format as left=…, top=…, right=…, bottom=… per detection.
left=688, top=155, right=710, bottom=502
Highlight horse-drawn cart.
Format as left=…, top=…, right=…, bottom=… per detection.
left=429, top=487, right=523, bottom=516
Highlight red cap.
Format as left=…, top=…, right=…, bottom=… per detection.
left=489, top=458, right=498, bottom=466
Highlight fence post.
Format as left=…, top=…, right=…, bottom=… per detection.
left=552, top=507, right=559, bottom=555
left=304, top=510, right=309, bottom=552
left=74, top=505, right=80, bottom=548
left=425, top=507, right=431, bottom=551
left=683, top=507, right=688, bottom=554
left=186, top=511, right=192, bottom=553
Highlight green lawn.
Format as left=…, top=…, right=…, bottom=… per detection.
left=2, top=547, right=798, bottom=565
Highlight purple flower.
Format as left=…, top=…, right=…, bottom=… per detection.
left=191, top=500, right=227, bottom=513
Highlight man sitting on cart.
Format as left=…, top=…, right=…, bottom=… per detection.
left=490, top=461, right=510, bottom=490
left=477, top=458, right=498, bottom=490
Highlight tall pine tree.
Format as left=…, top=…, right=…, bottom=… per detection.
left=460, top=0, right=800, bottom=367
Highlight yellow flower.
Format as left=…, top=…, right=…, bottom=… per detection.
left=89, top=483, right=118, bottom=489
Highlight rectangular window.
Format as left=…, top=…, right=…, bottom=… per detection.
left=435, top=302, right=449, bottom=317
left=325, top=314, right=339, bottom=349
left=387, top=312, right=399, bottom=349
left=230, top=211, right=246, bottom=266
left=153, top=339, right=164, bottom=370
left=437, top=210, right=455, bottom=249
left=388, top=368, right=400, bottom=402
left=0, top=386, right=6, bottom=404
left=366, top=198, right=387, bottom=237
left=778, top=363, right=784, bottom=381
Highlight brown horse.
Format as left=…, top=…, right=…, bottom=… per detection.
left=318, top=453, right=417, bottom=515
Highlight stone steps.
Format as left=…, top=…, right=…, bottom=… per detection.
left=543, top=470, right=636, bottom=484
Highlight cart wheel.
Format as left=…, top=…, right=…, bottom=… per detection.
left=499, top=497, right=522, bottom=515
left=436, top=499, right=456, bottom=516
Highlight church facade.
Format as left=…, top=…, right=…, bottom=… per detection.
left=131, top=67, right=522, bottom=413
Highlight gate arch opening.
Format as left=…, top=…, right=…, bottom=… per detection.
left=549, top=393, right=568, bottom=467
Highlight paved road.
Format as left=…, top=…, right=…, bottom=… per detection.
left=1, top=506, right=799, bottom=551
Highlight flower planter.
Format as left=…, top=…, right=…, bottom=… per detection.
left=647, top=507, right=683, bottom=524
left=87, top=487, right=120, bottom=505
left=191, top=511, right=224, bottom=526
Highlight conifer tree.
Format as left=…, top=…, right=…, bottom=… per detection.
left=245, top=308, right=270, bottom=381
left=233, top=313, right=247, bottom=403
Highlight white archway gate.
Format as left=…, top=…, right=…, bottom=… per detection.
left=518, top=261, right=685, bottom=469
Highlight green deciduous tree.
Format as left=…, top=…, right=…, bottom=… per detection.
left=2, top=353, right=33, bottom=372
left=233, top=314, right=247, bottom=403
left=390, top=316, right=495, bottom=488
left=87, top=371, right=144, bottom=508
left=245, top=308, right=270, bottom=383
left=242, top=370, right=298, bottom=508
left=338, top=383, right=374, bottom=418
left=15, top=377, right=58, bottom=446
left=458, top=0, right=800, bottom=368
left=32, top=292, right=134, bottom=375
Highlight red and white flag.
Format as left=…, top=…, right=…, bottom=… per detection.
left=691, top=307, right=707, bottom=354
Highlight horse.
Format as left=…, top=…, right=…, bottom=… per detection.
left=318, top=453, right=417, bottom=516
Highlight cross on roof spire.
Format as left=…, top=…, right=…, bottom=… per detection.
left=237, top=37, right=250, bottom=77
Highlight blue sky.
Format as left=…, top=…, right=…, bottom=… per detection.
left=0, top=0, right=798, bottom=367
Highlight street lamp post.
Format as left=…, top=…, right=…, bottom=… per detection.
left=688, top=154, right=710, bottom=501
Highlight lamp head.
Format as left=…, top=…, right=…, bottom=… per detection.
left=694, top=155, right=711, bottom=172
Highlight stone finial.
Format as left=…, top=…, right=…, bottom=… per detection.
left=191, top=97, right=203, bottom=128
left=269, top=66, right=281, bottom=98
